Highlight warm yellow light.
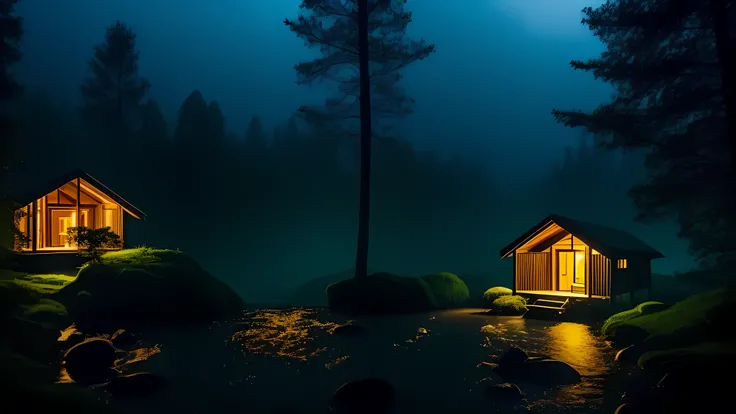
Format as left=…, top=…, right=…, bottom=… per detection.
left=617, top=259, right=627, bottom=269
left=545, top=323, right=600, bottom=376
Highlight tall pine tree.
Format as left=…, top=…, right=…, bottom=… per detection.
left=552, top=0, right=735, bottom=268
left=0, top=0, right=24, bottom=257
left=285, top=0, right=434, bottom=278
left=80, top=21, right=150, bottom=137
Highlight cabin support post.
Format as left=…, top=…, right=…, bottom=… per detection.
left=31, top=201, right=37, bottom=252
left=511, top=252, right=517, bottom=295
left=586, top=246, right=592, bottom=298
left=76, top=178, right=81, bottom=248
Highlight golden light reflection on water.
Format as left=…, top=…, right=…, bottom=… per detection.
left=544, top=323, right=603, bottom=376
left=231, top=308, right=338, bottom=361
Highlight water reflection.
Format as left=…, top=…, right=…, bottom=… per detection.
left=544, top=322, right=605, bottom=376
left=231, top=308, right=338, bottom=361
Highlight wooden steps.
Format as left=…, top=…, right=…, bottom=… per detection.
left=525, top=297, right=569, bottom=316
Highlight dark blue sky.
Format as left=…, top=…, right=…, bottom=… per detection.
left=16, top=0, right=610, bottom=178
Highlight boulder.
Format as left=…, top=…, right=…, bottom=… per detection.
left=612, top=325, right=650, bottom=346
left=5, top=316, right=61, bottom=363
left=615, top=345, right=644, bottom=364
left=522, top=358, right=581, bottom=385
left=331, top=323, right=366, bottom=336
left=486, top=382, right=524, bottom=402
left=498, top=345, right=529, bottom=369
left=110, top=329, right=137, bottom=349
left=63, top=338, right=117, bottom=384
left=102, top=372, right=167, bottom=398
left=331, top=378, right=395, bottom=414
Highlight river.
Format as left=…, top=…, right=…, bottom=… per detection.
left=112, top=308, right=617, bottom=414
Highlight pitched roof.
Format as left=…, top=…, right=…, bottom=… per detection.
left=12, top=169, right=146, bottom=220
left=500, top=214, right=663, bottom=259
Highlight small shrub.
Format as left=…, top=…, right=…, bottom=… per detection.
left=491, top=295, right=528, bottom=315
left=326, top=272, right=437, bottom=315
left=483, top=286, right=512, bottom=306
left=67, top=226, right=122, bottom=263
left=421, top=272, right=470, bottom=308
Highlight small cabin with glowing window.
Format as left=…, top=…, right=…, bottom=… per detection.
left=499, top=214, right=663, bottom=302
left=13, top=170, right=145, bottom=253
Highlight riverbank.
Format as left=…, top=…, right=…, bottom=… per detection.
left=600, top=285, right=736, bottom=413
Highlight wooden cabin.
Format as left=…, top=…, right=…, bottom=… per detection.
left=499, top=214, right=663, bottom=302
left=13, top=170, right=145, bottom=253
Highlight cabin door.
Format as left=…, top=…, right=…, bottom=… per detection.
left=557, top=250, right=585, bottom=292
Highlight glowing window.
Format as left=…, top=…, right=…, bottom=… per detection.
left=617, top=259, right=627, bottom=269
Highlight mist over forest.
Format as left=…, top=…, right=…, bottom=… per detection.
left=4, top=0, right=695, bottom=301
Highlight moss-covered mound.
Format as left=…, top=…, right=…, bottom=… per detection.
left=326, top=272, right=437, bottom=315
left=57, top=248, right=244, bottom=328
left=490, top=295, right=528, bottom=315
left=601, top=301, right=668, bottom=335
left=605, top=289, right=726, bottom=344
left=420, top=272, right=470, bottom=308
left=287, top=268, right=378, bottom=306
left=483, top=286, right=512, bottom=307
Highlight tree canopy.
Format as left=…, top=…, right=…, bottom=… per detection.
left=80, top=21, right=150, bottom=136
left=552, top=0, right=734, bottom=267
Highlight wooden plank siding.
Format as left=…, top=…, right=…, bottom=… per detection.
left=590, top=254, right=611, bottom=297
left=515, top=252, right=552, bottom=291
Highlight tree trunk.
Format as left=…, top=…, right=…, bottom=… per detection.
left=710, top=0, right=736, bottom=171
left=354, top=0, right=372, bottom=279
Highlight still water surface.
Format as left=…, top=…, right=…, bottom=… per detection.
left=114, top=308, right=616, bottom=414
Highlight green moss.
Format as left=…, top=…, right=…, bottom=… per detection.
left=326, top=272, right=437, bottom=315
left=98, top=246, right=181, bottom=265
left=23, top=298, right=68, bottom=318
left=638, top=342, right=736, bottom=372
left=483, top=286, right=512, bottom=305
left=57, top=251, right=244, bottom=327
left=12, top=274, right=76, bottom=295
left=613, top=289, right=725, bottom=339
left=601, top=300, right=667, bottom=335
left=492, top=295, right=528, bottom=314
left=420, top=272, right=470, bottom=308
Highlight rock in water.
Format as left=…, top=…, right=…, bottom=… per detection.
left=331, top=323, right=365, bottom=336
left=487, top=383, right=525, bottom=402
left=110, top=329, right=137, bottom=348
left=613, top=325, right=650, bottom=346
left=615, top=345, right=644, bottom=363
left=331, top=378, right=395, bottom=414
left=64, top=338, right=117, bottom=384
left=523, top=359, right=581, bottom=385
left=103, top=372, right=167, bottom=397
left=498, top=345, right=529, bottom=368
left=496, top=345, right=529, bottom=379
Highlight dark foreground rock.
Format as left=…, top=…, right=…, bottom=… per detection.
left=495, top=345, right=581, bottom=386
left=64, top=338, right=118, bottom=384
left=5, top=316, right=61, bottom=363
left=110, top=329, right=137, bottom=349
left=331, top=322, right=366, bottom=336
left=331, top=378, right=395, bottom=414
left=486, top=382, right=525, bottom=402
left=102, top=372, right=167, bottom=398
left=1, top=351, right=118, bottom=413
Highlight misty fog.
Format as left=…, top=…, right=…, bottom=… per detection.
left=12, top=0, right=693, bottom=302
